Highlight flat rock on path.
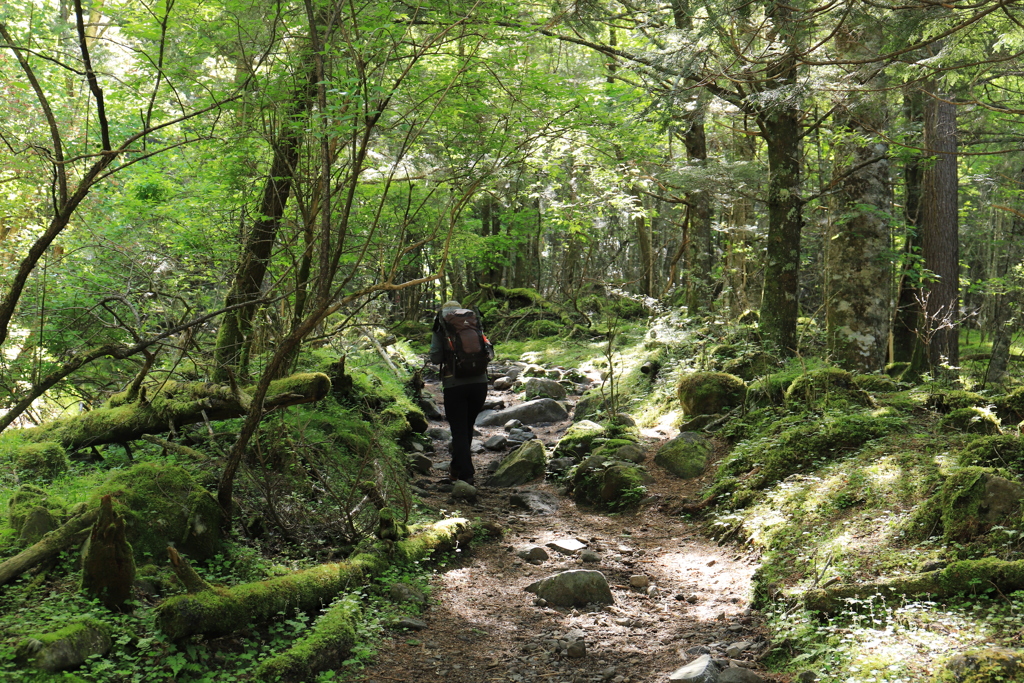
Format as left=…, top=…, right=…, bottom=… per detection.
left=360, top=376, right=774, bottom=683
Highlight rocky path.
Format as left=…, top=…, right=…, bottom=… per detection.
left=355, top=376, right=778, bottom=683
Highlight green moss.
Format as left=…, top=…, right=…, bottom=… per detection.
left=938, top=407, right=1001, bottom=435
left=927, top=390, right=988, bottom=414
left=716, top=411, right=900, bottom=503
left=853, top=374, right=899, bottom=393
left=575, top=463, right=647, bottom=511
left=722, top=351, right=781, bottom=381
left=785, top=368, right=873, bottom=409
left=958, top=435, right=1024, bottom=475
left=91, top=463, right=223, bottom=561
left=157, top=518, right=468, bottom=641
left=747, top=369, right=804, bottom=407
left=12, top=442, right=69, bottom=481
left=677, top=371, right=746, bottom=416
left=994, top=387, right=1024, bottom=424
left=552, top=420, right=607, bottom=460
left=902, top=467, right=1014, bottom=543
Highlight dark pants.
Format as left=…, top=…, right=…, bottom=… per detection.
left=443, top=382, right=488, bottom=480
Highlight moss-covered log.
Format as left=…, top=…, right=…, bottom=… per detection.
left=16, top=373, right=331, bottom=452
left=803, top=557, right=1024, bottom=615
left=0, top=507, right=100, bottom=587
left=157, top=518, right=468, bottom=642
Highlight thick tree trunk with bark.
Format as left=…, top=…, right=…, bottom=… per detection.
left=892, top=91, right=925, bottom=363
left=825, top=36, right=892, bottom=373
left=759, top=103, right=803, bottom=355
left=919, top=92, right=960, bottom=372
left=683, top=116, right=714, bottom=311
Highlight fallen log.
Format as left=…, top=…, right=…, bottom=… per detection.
left=0, top=507, right=100, bottom=587
left=15, top=372, right=331, bottom=452
left=803, top=557, right=1024, bottom=615
left=157, top=517, right=468, bottom=642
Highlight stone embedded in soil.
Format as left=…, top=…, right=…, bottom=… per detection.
left=726, top=642, right=753, bottom=658
left=418, top=397, right=443, bottom=420
left=524, top=569, right=614, bottom=607
left=451, top=481, right=478, bottom=502
left=409, top=453, right=433, bottom=475
left=523, top=377, right=567, bottom=400
left=484, top=435, right=508, bottom=450
left=487, top=440, right=547, bottom=487
left=471, top=439, right=484, bottom=453
left=396, top=617, right=428, bottom=631
left=493, top=377, right=514, bottom=390
left=656, top=432, right=713, bottom=479
left=427, top=427, right=451, bottom=441
left=669, top=654, right=720, bottom=682
left=580, top=550, right=601, bottom=563
left=719, top=666, right=764, bottom=683
left=504, top=418, right=523, bottom=429
left=509, top=488, right=560, bottom=515
left=546, top=538, right=587, bottom=555
left=390, top=582, right=427, bottom=605
left=518, top=546, right=550, bottom=562
left=629, top=575, right=650, bottom=589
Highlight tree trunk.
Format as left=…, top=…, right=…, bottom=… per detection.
left=632, top=187, right=655, bottom=298
left=157, top=518, right=469, bottom=640
left=825, top=32, right=892, bottom=373
left=17, top=373, right=330, bottom=451
left=212, top=70, right=316, bottom=383
left=683, top=115, right=714, bottom=312
left=919, top=90, right=960, bottom=373
left=892, top=91, right=925, bottom=363
left=758, top=101, right=803, bottom=355
left=0, top=507, right=100, bottom=587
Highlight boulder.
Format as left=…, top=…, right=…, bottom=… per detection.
left=493, top=377, right=514, bottom=391
left=16, top=619, right=112, bottom=672
left=573, top=394, right=608, bottom=422
left=656, top=433, right=713, bottom=479
left=523, top=377, right=567, bottom=400
left=592, top=439, right=646, bottom=464
left=524, top=569, right=614, bottom=607
left=551, top=420, right=607, bottom=460
left=942, top=646, right=1024, bottom=682
left=17, top=506, right=58, bottom=545
left=477, top=399, right=569, bottom=426
left=484, top=435, right=508, bottom=450
left=720, top=668, right=764, bottom=683
left=677, top=372, right=746, bottom=416
left=417, top=396, right=443, bottom=420
left=487, top=440, right=547, bottom=487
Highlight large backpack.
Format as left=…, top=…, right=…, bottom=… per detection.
left=435, top=308, right=494, bottom=378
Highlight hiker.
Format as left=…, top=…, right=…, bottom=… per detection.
left=430, top=300, right=492, bottom=484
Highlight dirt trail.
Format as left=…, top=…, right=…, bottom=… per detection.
left=355, top=378, right=776, bottom=683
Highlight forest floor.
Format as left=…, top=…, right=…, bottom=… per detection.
left=353, top=377, right=780, bottom=683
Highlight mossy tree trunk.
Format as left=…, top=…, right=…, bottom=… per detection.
left=81, top=495, right=135, bottom=612
left=825, top=27, right=892, bottom=373
left=0, top=507, right=100, bottom=588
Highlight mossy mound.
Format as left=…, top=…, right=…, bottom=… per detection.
left=722, top=351, right=782, bottom=381
left=784, top=368, right=873, bottom=409
left=677, top=372, right=746, bottom=416
left=11, top=441, right=69, bottom=481
left=551, top=420, right=608, bottom=460
left=572, top=459, right=648, bottom=511
left=853, top=374, right=899, bottom=393
left=746, top=368, right=805, bottom=408
left=938, top=408, right=1001, bottom=435
left=903, top=467, right=1024, bottom=543
left=467, top=285, right=585, bottom=340
left=935, top=647, right=1024, bottom=683
left=91, top=463, right=223, bottom=561
left=590, top=438, right=645, bottom=464
left=994, top=388, right=1024, bottom=424
left=927, top=390, right=988, bottom=414
left=958, top=436, right=1024, bottom=476
left=7, top=484, right=66, bottom=545
left=713, top=412, right=899, bottom=504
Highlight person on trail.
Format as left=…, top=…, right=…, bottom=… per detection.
left=430, top=300, right=491, bottom=484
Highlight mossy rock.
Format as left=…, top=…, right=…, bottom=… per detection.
left=655, top=432, right=712, bottom=479
left=487, top=440, right=547, bottom=487
left=994, top=388, right=1024, bottom=424
left=7, top=484, right=66, bottom=544
left=552, top=420, right=607, bottom=460
left=886, top=361, right=910, bottom=378
left=784, top=368, right=873, bottom=409
left=677, top=372, right=746, bottom=416
left=591, top=438, right=645, bottom=464
left=13, top=441, right=69, bottom=481
left=573, top=394, right=609, bottom=422
left=91, top=463, right=223, bottom=561
left=935, top=646, right=1024, bottom=683
left=938, top=408, right=1001, bottom=435
left=716, top=412, right=898, bottom=493
left=927, top=390, right=988, bottom=414
left=958, top=436, right=1024, bottom=476
left=16, top=618, right=112, bottom=672
left=573, top=461, right=648, bottom=511
left=746, top=369, right=803, bottom=408
left=903, top=467, right=1024, bottom=543
left=853, top=374, right=899, bottom=393
left=722, top=351, right=781, bottom=381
